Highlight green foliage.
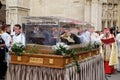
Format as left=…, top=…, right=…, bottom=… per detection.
left=25, top=45, right=39, bottom=54
left=92, top=41, right=101, bottom=48
left=55, top=45, right=69, bottom=55
left=69, top=50, right=80, bottom=73
left=52, top=42, right=69, bottom=55
left=11, top=43, right=25, bottom=56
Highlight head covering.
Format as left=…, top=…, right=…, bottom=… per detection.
left=61, top=33, right=75, bottom=43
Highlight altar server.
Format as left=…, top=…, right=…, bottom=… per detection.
left=12, top=24, right=25, bottom=46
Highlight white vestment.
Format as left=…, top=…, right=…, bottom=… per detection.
left=12, top=33, right=25, bottom=46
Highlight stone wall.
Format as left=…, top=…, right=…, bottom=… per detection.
left=29, top=0, right=85, bottom=20
left=5, top=0, right=120, bottom=31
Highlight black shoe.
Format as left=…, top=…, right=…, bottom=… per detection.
left=0, top=76, right=5, bottom=80
left=106, top=74, right=111, bottom=77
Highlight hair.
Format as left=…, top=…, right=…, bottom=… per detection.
left=2, top=24, right=6, bottom=30
left=6, top=24, right=11, bottom=27
left=0, top=24, right=6, bottom=33
left=14, top=24, right=21, bottom=29
left=0, top=21, right=4, bottom=25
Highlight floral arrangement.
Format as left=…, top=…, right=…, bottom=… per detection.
left=11, top=42, right=25, bottom=56
left=52, top=42, right=69, bottom=55
left=92, top=41, right=101, bottom=48
left=52, top=42, right=80, bottom=73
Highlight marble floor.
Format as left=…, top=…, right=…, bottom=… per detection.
left=106, top=70, right=120, bottom=80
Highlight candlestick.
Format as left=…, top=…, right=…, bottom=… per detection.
left=10, top=20, right=14, bottom=36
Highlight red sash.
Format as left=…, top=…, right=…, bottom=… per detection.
left=101, top=37, right=115, bottom=44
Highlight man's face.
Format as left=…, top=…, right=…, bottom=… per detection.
left=14, top=26, right=21, bottom=34
left=6, top=26, right=11, bottom=32
left=34, top=26, right=39, bottom=31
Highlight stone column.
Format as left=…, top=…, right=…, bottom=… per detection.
left=6, top=9, right=16, bottom=24
left=84, top=0, right=91, bottom=22
left=98, top=1, right=102, bottom=31
left=6, top=0, right=30, bottom=24
left=118, top=3, right=120, bottom=31
left=91, top=0, right=100, bottom=31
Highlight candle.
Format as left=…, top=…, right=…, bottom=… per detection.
left=10, top=20, right=14, bottom=36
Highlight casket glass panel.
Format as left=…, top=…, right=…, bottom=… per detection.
left=24, top=25, right=60, bottom=45
left=22, top=17, right=88, bottom=46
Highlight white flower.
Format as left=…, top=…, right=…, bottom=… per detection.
left=52, top=42, right=69, bottom=55
left=64, top=45, right=69, bottom=50
left=52, top=42, right=69, bottom=50
left=16, top=43, right=22, bottom=47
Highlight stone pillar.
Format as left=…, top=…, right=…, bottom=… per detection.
left=118, top=3, right=120, bottom=31
left=98, top=1, right=102, bottom=31
left=6, top=9, right=16, bottom=24
left=91, top=0, right=100, bottom=31
left=6, top=0, right=30, bottom=24
left=84, top=0, right=91, bottom=22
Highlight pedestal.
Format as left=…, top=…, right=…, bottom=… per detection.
left=5, top=54, right=105, bottom=80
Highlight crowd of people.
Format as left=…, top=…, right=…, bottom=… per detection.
left=0, top=23, right=25, bottom=80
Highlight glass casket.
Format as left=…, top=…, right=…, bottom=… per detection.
left=22, top=16, right=93, bottom=46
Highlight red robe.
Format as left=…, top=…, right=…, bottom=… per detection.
left=101, top=34, right=115, bottom=74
